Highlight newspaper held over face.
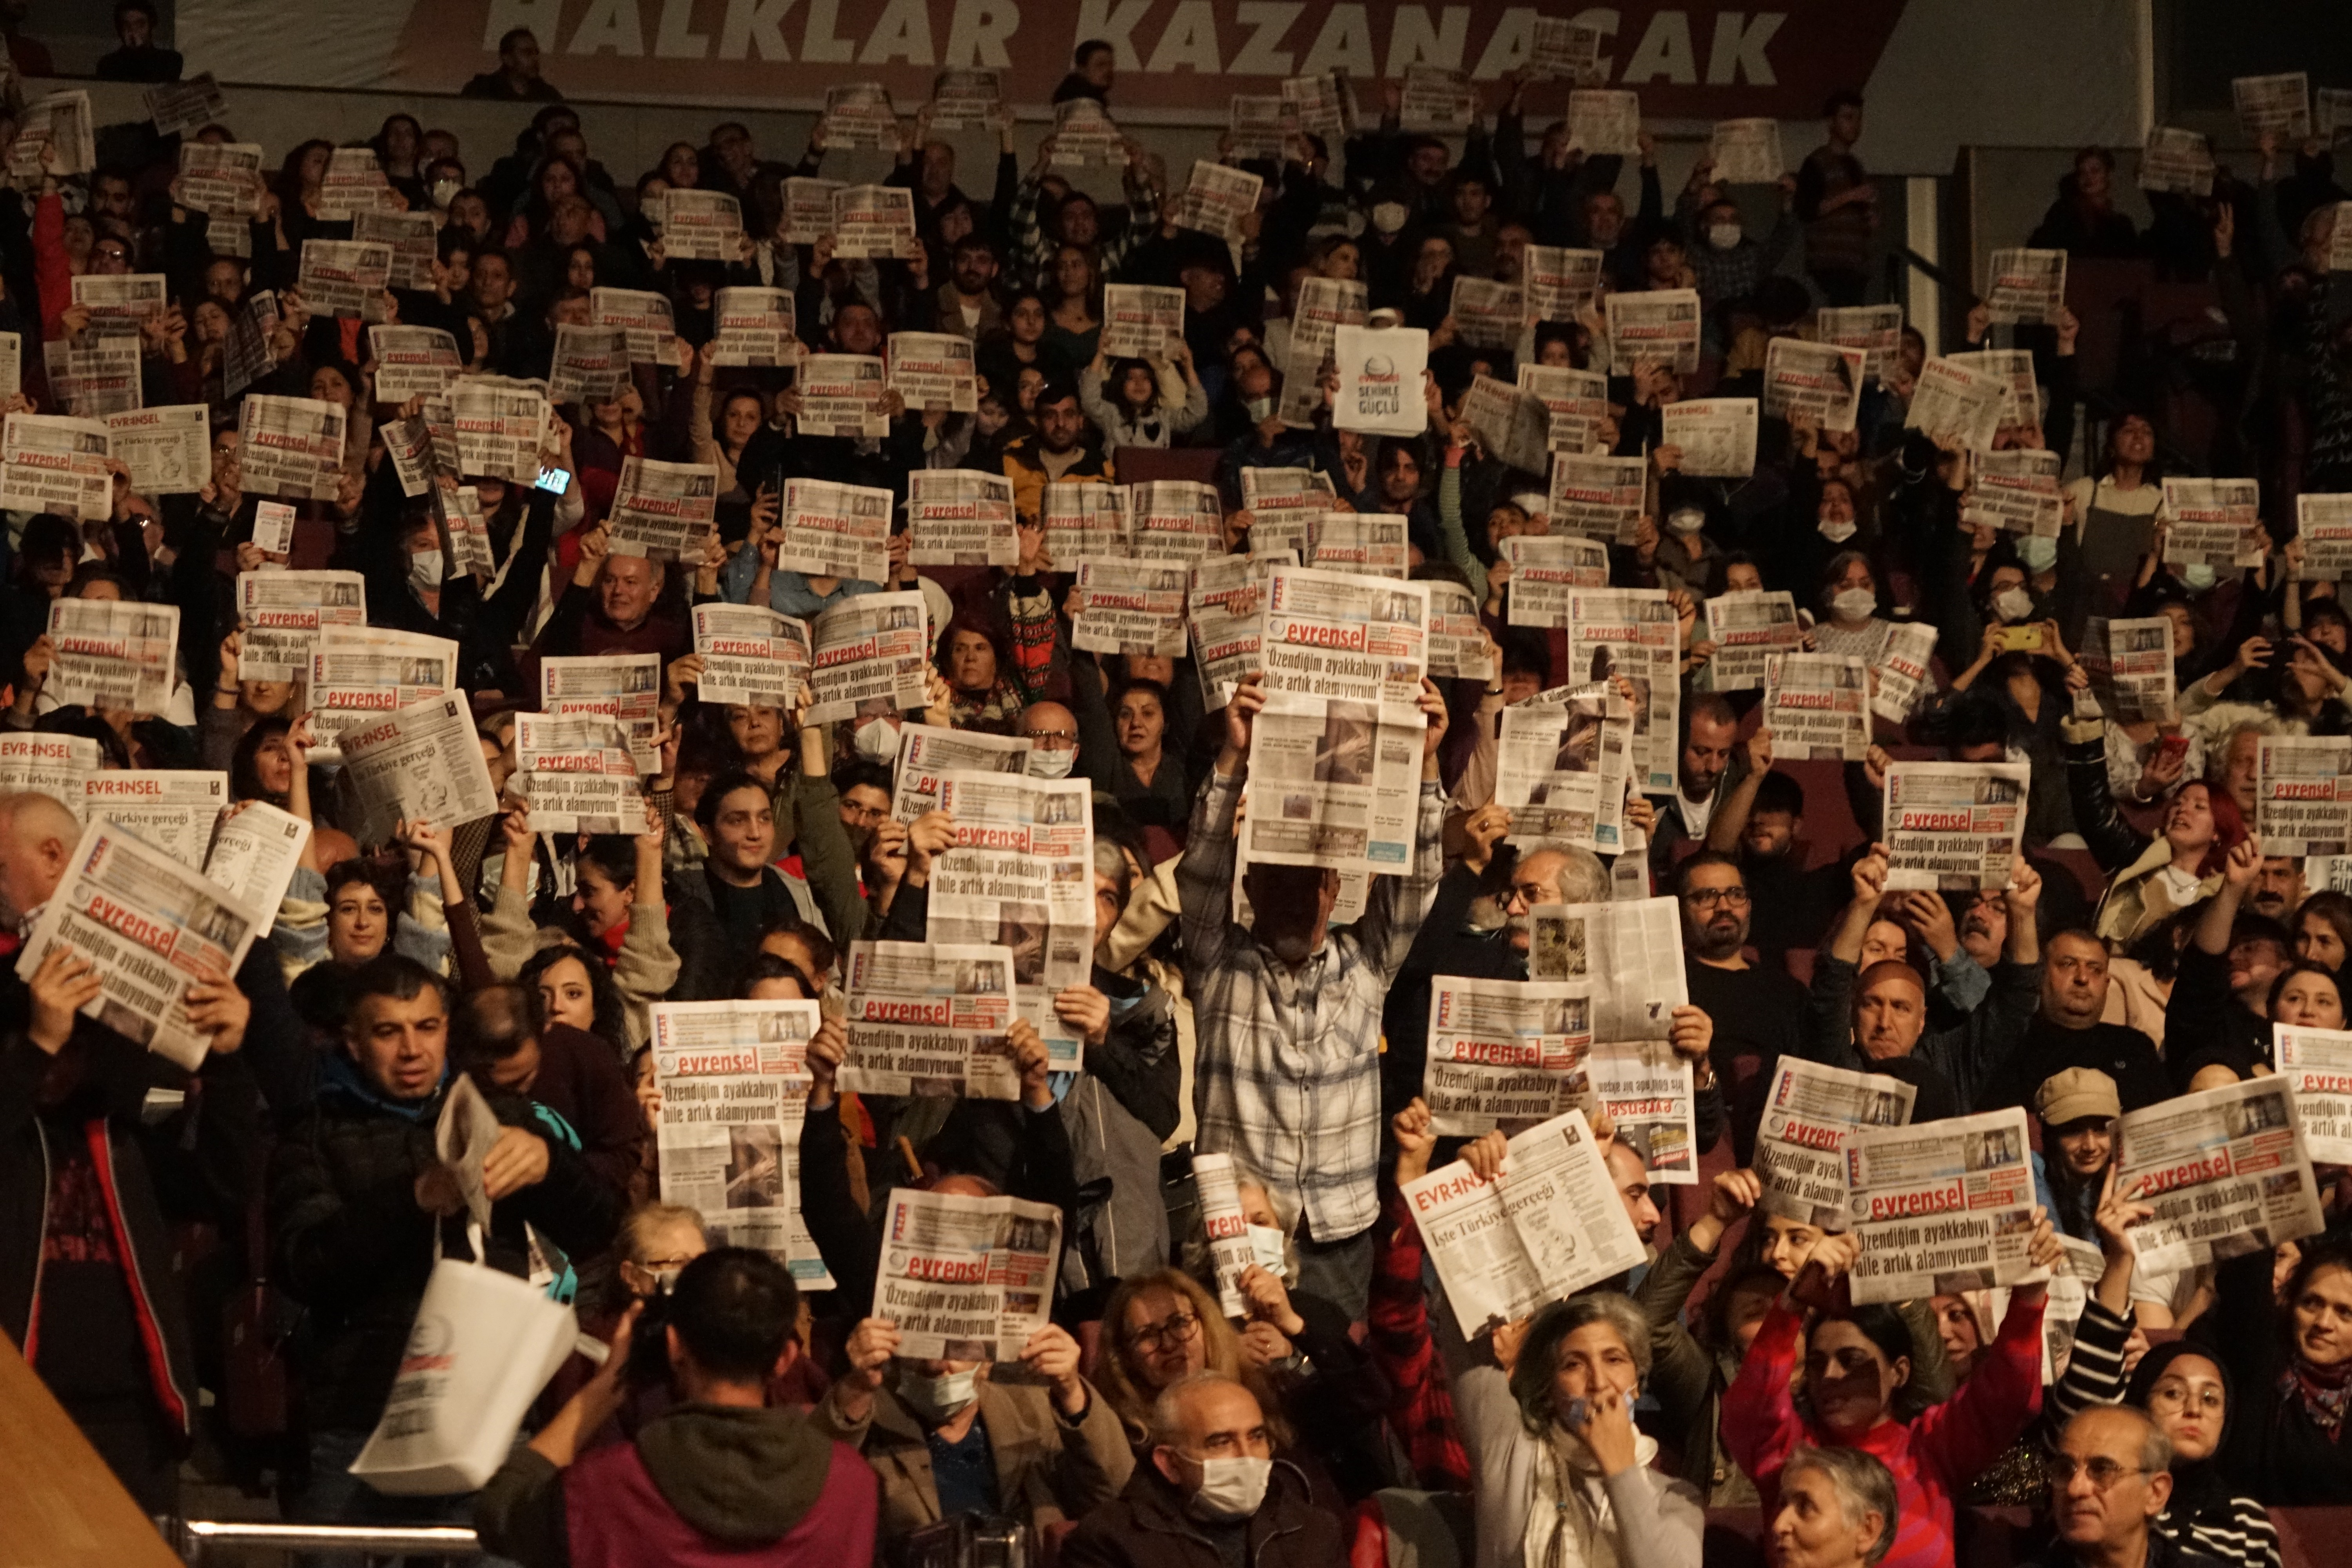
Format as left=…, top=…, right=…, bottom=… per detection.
left=1984, top=249, right=2068, bottom=326
left=832, top=185, right=920, bottom=261
left=1188, top=551, right=1294, bottom=709
left=1593, top=1043, right=1699, bottom=1185
left=1238, top=468, right=1332, bottom=550
left=0, top=733, right=100, bottom=815
left=2118, top=1075, right=2324, bottom=1275
left=237, top=569, right=367, bottom=682
left=821, top=83, right=898, bottom=148
left=1503, top=535, right=1613, bottom=625
left=1905, top=357, right=2003, bottom=452
left=1460, top=374, right=1550, bottom=475
left=1964, top=448, right=2063, bottom=538
left=1422, top=976, right=1601, bottom=1136
left=779, top=477, right=893, bottom=584
left=927, top=771, right=1094, bottom=1073
left=1696, top=591, right=1803, bottom=693
left=907, top=469, right=1017, bottom=566
left=202, top=800, right=312, bottom=929
left=1882, top=760, right=2031, bottom=890
left=1844, top=1108, right=2046, bottom=1304
left=2254, top=736, right=2352, bottom=856
left=1566, top=589, right=1680, bottom=791
left=2232, top=73, right=2310, bottom=140
left=47, top=599, right=180, bottom=716
left=2161, top=478, right=2264, bottom=570
left=2139, top=127, right=2215, bottom=197
left=1872, top=621, right=1942, bottom=725
left=1449, top=278, right=1526, bottom=353
left=2300, top=494, right=2352, bottom=582
left=1494, top=684, right=1633, bottom=855
left=1041, top=480, right=1130, bottom=556
left=1764, top=654, right=1869, bottom=760
left=691, top=603, right=811, bottom=709
left=1662, top=398, right=1759, bottom=478
left=103, top=406, right=209, bottom=494
left=1566, top=90, right=1642, bottom=156
left=83, top=772, right=228, bottom=869
left=1762, top=339, right=1866, bottom=433
left=317, top=147, right=394, bottom=218
left=2275, top=1024, right=2352, bottom=1166
left=548, top=325, right=632, bottom=406
left=1524, top=247, right=1604, bottom=327
left=354, top=209, right=438, bottom=291
left=795, top=354, right=889, bottom=440
left=711, top=288, right=796, bottom=367
left=808, top=592, right=930, bottom=724
left=609, top=458, right=719, bottom=564
left=1400, top=65, right=1475, bottom=132
left=514, top=713, right=644, bottom=833
left=1425, top=580, right=1496, bottom=684
left=926, top=69, right=1004, bottom=131
left=2079, top=618, right=2177, bottom=726
left=886, top=332, right=977, bottom=414
left=1710, top=118, right=1784, bottom=184
left=541, top=653, right=662, bottom=774
left=1281, top=72, right=1353, bottom=139
left=1525, top=897, right=1688, bottom=1049
left=874, top=1186, right=1061, bottom=1363
left=1278, top=276, right=1367, bottom=426
left=45, top=337, right=142, bottom=417
left=1173, top=161, right=1264, bottom=244
left=889, top=724, right=1032, bottom=822
left=1130, top=481, right=1225, bottom=565
left=72, top=273, right=168, bottom=334
left=840, top=940, right=1021, bottom=1099
left=1240, top=688, right=1427, bottom=874
left=222, top=291, right=281, bottom=400
left=368, top=326, right=463, bottom=402
left=339, top=696, right=502, bottom=845
left=1529, top=17, right=1606, bottom=82
left=147, top=73, right=229, bottom=136
left=1605, top=290, right=1702, bottom=376
left=1305, top=512, right=1408, bottom=580
left=1260, top=564, right=1428, bottom=707
left=7, top=92, right=94, bottom=181
left=1, top=412, right=112, bottom=520
left=591, top=288, right=678, bottom=367
left=448, top=383, right=548, bottom=483
left=1071, top=559, right=1189, bottom=657
left=307, top=626, right=459, bottom=751
left=1755, top=1058, right=1919, bottom=1226
left=659, top=189, right=744, bottom=261
left=1227, top=94, right=1297, bottom=161
left=1331, top=325, right=1429, bottom=437
left=1818, top=305, right=1905, bottom=382
left=1099, top=284, right=1187, bottom=361
left=780, top=177, right=842, bottom=245
left=1518, top=365, right=1610, bottom=455
left=1403, top=1109, right=1648, bottom=1338
left=1050, top=98, right=1124, bottom=165
left=1193, top=1152, right=1267, bottom=1317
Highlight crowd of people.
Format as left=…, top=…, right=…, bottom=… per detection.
left=5, top=13, right=2352, bottom=1567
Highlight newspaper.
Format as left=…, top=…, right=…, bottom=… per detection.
left=1260, top=564, right=1428, bottom=706
left=1710, top=118, right=1784, bottom=183
left=1494, top=684, right=1633, bottom=854
left=1946, top=348, right=2040, bottom=432
left=1605, top=290, right=1701, bottom=375
left=1399, top=64, right=1475, bottom=132
left=1450, top=278, right=1526, bottom=353
left=1227, top=94, right=1296, bottom=161
left=1882, top=760, right=2031, bottom=889
left=307, top=626, right=459, bottom=750
left=2118, top=1075, right=2324, bottom=1275
left=692, top=602, right=811, bottom=709
left=368, top=326, right=463, bottom=401
left=236, top=568, right=367, bottom=682
left=712, top=287, right=796, bottom=367
left=808, top=591, right=930, bottom=724
left=2254, top=736, right=2352, bottom=856
left=339, top=695, right=501, bottom=842
left=1131, top=480, right=1224, bottom=564
left=1818, top=305, right=1904, bottom=381
left=222, top=291, right=280, bottom=399
left=206, top=213, right=251, bottom=259
left=44, top=338, right=141, bottom=416
left=1332, top=325, right=1429, bottom=437
left=14, top=820, right=263, bottom=1070
left=201, top=800, right=311, bottom=929
left=1050, top=98, right=1124, bottom=165
left=1238, top=468, right=1332, bottom=551
left=841, top=940, right=1023, bottom=1099
left=1905, top=357, right=2003, bottom=452
left=47, top=599, right=179, bottom=715
left=1281, top=71, right=1354, bottom=139
left=548, top=325, right=632, bottom=405
left=886, top=332, right=976, bottom=414
left=1964, top=447, right=2063, bottom=537
left=660, top=189, right=743, bottom=262
left=1762, top=339, right=1865, bottom=432
left=1523, top=246, right=1604, bottom=326
left=1844, top=1108, right=2044, bottom=1304
left=2300, top=493, right=2352, bottom=582
left=1696, top=591, right=1803, bottom=693
left=1662, top=398, right=1758, bottom=478
left=353, top=209, right=437, bottom=291
left=1529, top=16, right=1606, bottom=81
left=1566, top=89, right=1642, bottom=156
left=781, top=177, right=841, bottom=245
left=926, top=771, right=1094, bottom=1071
left=2323, top=89, right=2352, bottom=147
left=1872, top=621, right=1941, bottom=724
left=1422, top=976, right=1602, bottom=1136
left=779, top=477, right=892, bottom=584
left=1525, top=897, right=1688, bottom=1047
left=8, top=91, right=95, bottom=181
left=1240, top=688, right=1427, bottom=873
left=1, top=412, right=111, bottom=519
left=1188, top=551, right=1292, bottom=708
left=592, top=288, right=677, bottom=367
left=822, top=82, right=898, bottom=148
left=1173, top=160, right=1263, bottom=243
left=1755, top=1058, right=1918, bottom=1225
left=1461, top=374, right=1550, bottom=475
left=82, top=772, right=226, bottom=869
left=2232, top=72, right=2309, bottom=140
left=0, top=332, right=15, bottom=400
left=437, top=483, right=495, bottom=579
left=1071, top=559, right=1189, bottom=657
left=649, top=998, right=835, bottom=1287
left=2276, top=1024, right=2352, bottom=1166
left=1426, top=580, right=1496, bottom=684
left=0, top=733, right=100, bottom=814
left=1567, top=589, right=1679, bottom=791
left=1194, top=1151, right=1287, bottom=1316
left=514, top=713, right=644, bottom=833
left=541, top=653, right=661, bottom=774
left=2161, top=478, right=2264, bottom=570
left=1518, top=365, right=1609, bottom=455
left=927, top=69, right=1004, bottom=131
left=1100, top=284, right=1187, bottom=359
left=1402, top=1109, right=1648, bottom=1337
left=1305, top=512, right=1408, bottom=579
left=889, top=724, right=1031, bottom=821
left=448, top=383, right=547, bottom=482
left=908, top=469, right=1016, bottom=566
left=2330, top=203, right=2352, bottom=278
left=795, top=354, right=889, bottom=440
left=1503, top=535, right=1612, bottom=626
left=607, top=457, right=718, bottom=564
left=72, top=272, right=167, bottom=333
left=832, top=184, right=919, bottom=261
left=1278, top=276, right=1367, bottom=426
left=1042, top=481, right=1131, bottom=558
left=103, top=406, right=207, bottom=494
left=147, top=73, right=228, bottom=136
left=1984, top=248, right=2067, bottom=326
left=873, top=1186, right=1060, bottom=1361
left=2139, top=127, right=2214, bottom=197
left=1764, top=653, right=1870, bottom=761
left=1592, top=1043, right=1699, bottom=1185
left=2079, top=617, right=2176, bottom=726
left=316, top=147, right=394, bottom=218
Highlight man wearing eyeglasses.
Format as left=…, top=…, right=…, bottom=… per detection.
left=1675, top=849, right=1806, bottom=1163
left=2030, top=1406, right=2224, bottom=1568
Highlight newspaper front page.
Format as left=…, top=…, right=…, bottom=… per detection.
left=0, top=733, right=100, bottom=814
left=1400, top=65, right=1475, bottom=132
left=1260, top=565, right=1428, bottom=706
left=8, top=91, right=95, bottom=181
left=47, top=599, right=179, bottom=715
left=927, top=771, right=1093, bottom=1073
left=809, top=592, right=930, bottom=723
left=873, top=1187, right=1060, bottom=1362
left=661, top=189, right=743, bottom=262
left=1948, top=348, right=2041, bottom=431
left=2276, top=1024, right=2352, bottom=1166
left=795, top=354, right=888, bottom=439
left=448, top=383, right=547, bottom=482
left=515, top=713, right=644, bottom=833
left=1305, top=512, right=1408, bottom=579
left=781, top=177, right=841, bottom=245
left=1173, top=161, right=1263, bottom=243
left=2118, top=1075, right=2324, bottom=1274
left=71, top=273, right=167, bottom=334
left=308, top=627, right=458, bottom=750
left=1763, top=653, right=1869, bottom=760
left=45, top=337, right=142, bottom=417
left=2080, top=617, right=2176, bottom=726
left=889, top=724, right=1031, bottom=821
left=1050, top=98, right=1123, bottom=165
left=236, top=568, right=366, bottom=682
left=1131, top=480, right=1225, bottom=565
left=1501, top=534, right=1612, bottom=624
left=2140, top=127, right=2214, bottom=196
left=368, top=326, right=463, bottom=402
left=1844, top=1108, right=2045, bottom=1304
left=548, top=325, right=632, bottom=406
left=340, top=695, right=501, bottom=842
left=1567, top=589, right=1680, bottom=791
left=2299, top=494, right=2352, bottom=582
left=1281, top=72, right=1353, bottom=139
left=1984, top=249, right=2068, bottom=326
left=1100, top=284, right=1187, bottom=359
left=316, top=147, right=393, bottom=218
left=1402, top=1110, right=1647, bottom=1337
left=1605, top=290, right=1702, bottom=375
left=2162, top=478, right=2265, bottom=570
left=1710, top=118, right=1784, bottom=183
left=1696, top=590, right=1802, bottom=693
left=1070, top=559, right=1189, bottom=657
left=1188, top=551, right=1292, bottom=708
left=1523, top=246, right=1604, bottom=327
left=1882, top=761, right=2031, bottom=889
left=1964, top=448, right=2063, bottom=537
left=1872, top=621, right=1941, bottom=725
left=541, top=653, right=661, bottom=773
left=1762, top=339, right=1865, bottom=432
left=2255, top=736, right=2352, bottom=855
left=1566, top=89, right=1641, bottom=155
left=821, top=83, right=898, bottom=147
left=1042, top=480, right=1130, bottom=557
left=83, top=771, right=227, bottom=868
left=908, top=469, right=1017, bottom=566
left=1754, top=1058, right=1918, bottom=1226
left=712, top=287, right=796, bottom=366
left=2233, top=72, right=2309, bottom=139
left=103, top=405, right=207, bottom=494
left=1450, top=278, right=1526, bottom=353
left=833, top=184, right=920, bottom=261
left=354, top=209, right=437, bottom=290
left=1530, top=17, right=1605, bottom=81
left=1818, top=305, right=1905, bottom=381
left=1426, top=579, right=1495, bottom=684
left=1278, top=276, right=1367, bottom=425
left=1, top=412, right=111, bottom=519
left=1422, top=976, right=1600, bottom=1136
left=841, top=940, right=1021, bottom=1099
left=1519, top=365, right=1609, bottom=455
left=692, top=602, right=811, bottom=708
left=1495, top=684, right=1633, bottom=854
left=886, top=332, right=977, bottom=414
left=1238, top=468, right=1332, bottom=554
left=927, top=69, right=1003, bottom=131
left=1241, top=689, right=1426, bottom=874
left=592, top=287, right=678, bottom=366
left=172, top=140, right=263, bottom=215
left=297, top=240, right=392, bottom=320
left=202, top=801, right=311, bottom=929
left=1227, top=94, right=1295, bottom=161
left=1905, top=358, right=2003, bottom=452
left=239, top=395, right=347, bottom=500
left=1661, top=398, right=1759, bottom=477
left=778, top=477, right=891, bottom=583
left=650, top=998, right=835, bottom=1287
left=14, top=820, right=263, bottom=1069
left=610, top=457, right=719, bottom=564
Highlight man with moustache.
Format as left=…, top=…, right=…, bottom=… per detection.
left=1675, top=850, right=1807, bottom=1162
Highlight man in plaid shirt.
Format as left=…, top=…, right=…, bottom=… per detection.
left=1177, top=673, right=1453, bottom=1322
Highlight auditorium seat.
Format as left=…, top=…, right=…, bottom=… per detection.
left=1113, top=445, right=1221, bottom=485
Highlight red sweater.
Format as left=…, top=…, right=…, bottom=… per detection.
left=1721, top=1292, right=2045, bottom=1568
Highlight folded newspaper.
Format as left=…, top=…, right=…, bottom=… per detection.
left=1754, top=1058, right=1918, bottom=1227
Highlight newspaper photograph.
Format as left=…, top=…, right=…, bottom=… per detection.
left=514, top=712, right=644, bottom=833
left=308, top=626, right=458, bottom=749
left=1518, top=364, right=1609, bottom=455
left=47, top=598, right=179, bottom=715
left=840, top=939, right=1021, bottom=1099
left=1131, top=480, right=1224, bottom=564
left=1306, top=512, right=1408, bottom=579
left=927, top=770, right=1093, bottom=1071
left=1754, top=1058, right=1918, bottom=1226
left=1173, top=160, right=1263, bottom=243
left=1762, top=339, right=1865, bottom=432
left=2254, top=735, right=2352, bottom=855
left=1399, top=64, right=1475, bottom=132
left=541, top=653, right=661, bottom=772
left=610, top=457, right=719, bottom=564
left=660, top=189, right=743, bottom=261
left=1422, top=975, right=1600, bottom=1136
left=0, top=733, right=100, bottom=814
left=1871, top=621, right=1940, bottom=725
left=1227, top=94, right=1296, bottom=161
left=1984, top=248, right=2068, bottom=326
left=1041, top=480, right=1130, bottom=556
left=1882, top=760, right=2031, bottom=889
left=1529, top=16, right=1605, bottom=81
left=591, top=287, right=677, bottom=366
left=1261, top=564, right=1428, bottom=706
left=1071, top=559, right=1189, bottom=657
left=353, top=209, right=437, bottom=290
left=1606, top=289, right=1702, bottom=375
left=1426, top=579, right=1496, bottom=684
left=809, top=591, right=930, bottom=724
left=1278, top=275, right=1367, bottom=425
left=2162, top=478, right=2264, bottom=570
left=172, top=140, right=263, bottom=215
left=2275, top=1024, right=2352, bottom=1166
left=1764, top=653, right=1869, bottom=761
left=1543, top=454, right=1645, bottom=545
left=103, top=405, right=207, bottom=494
left=1523, top=246, right=1604, bottom=326
left=692, top=602, right=811, bottom=709
left=1566, top=589, right=1680, bottom=791
left=339, top=695, right=501, bottom=842
left=887, top=331, right=977, bottom=414
left=448, top=382, right=546, bottom=482
left=908, top=468, right=1016, bottom=567
left=1240, top=688, right=1426, bottom=873
left=1696, top=590, right=1802, bottom=693
left=1592, top=1043, right=1698, bottom=1185
left=795, top=353, right=888, bottom=440
left=1501, top=535, right=1611, bottom=626
left=833, top=183, right=919, bottom=261
left=2300, top=493, right=2352, bottom=581
left=548, top=324, right=632, bottom=405
left=1905, top=357, right=2004, bottom=452
left=1566, top=89, right=1642, bottom=155
left=712, top=287, right=796, bottom=367
left=2117, top=1074, right=2324, bottom=1275
left=926, top=69, right=1003, bottom=131
left=1188, top=551, right=1292, bottom=708
left=1844, top=1108, right=2045, bottom=1304
left=650, top=998, right=835, bottom=1287
left=236, top=568, right=366, bottom=682
left=1495, top=684, right=1632, bottom=854
left=778, top=477, right=892, bottom=584
left=821, top=82, right=898, bottom=147
left=1402, top=1109, right=1647, bottom=1338
left=1, top=412, right=111, bottom=519
left=2232, top=71, right=2309, bottom=140
left=1710, top=117, right=1784, bottom=183
left=1661, top=398, right=1759, bottom=478
left=2079, top=617, right=2176, bottom=726
left=1450, top=277, right=1526, bottom=353
left=2139, top=126, right=2214, bottom=196
left=83, top=771, right=227, bottom=868
left=1460, top=373, right=1550, bottom=474
left=45, top=337, right=142, bottom=417
left=201, top=800, right=311, bottom=929
left=1281, top=71, right=1353, bottom=139
left=1100, top=284, right=1187, bottom=359
left=14, top=819, right=263, bottom=1070
left=873, top=1186, right=1060, bottom=1362
left=889, top=724, right=1031, bottom=821
left=368, top=326, right=462, bottom=401
left=1818, top=305, right=1905, bottom=381
left=296, top=240, right=391, bottom=320
left=1050, top=97, right=1123, bottom=164
left=1964, top=447, right=2063, bottom=537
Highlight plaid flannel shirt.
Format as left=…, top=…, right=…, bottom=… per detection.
left=1177, top=766, right=1448, bottom=1242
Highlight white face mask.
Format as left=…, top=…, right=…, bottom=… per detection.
left=1706, top=225, right=1742, bottom=251
left=2016, top=535, right=2058, bottom=573
left=2181, top=563, right=2217, bottom=591
left=898, top=1367, right=979, bottom=1423
left=1025, top=745, right=1076, bottom=779
left=1993, top=586, right=2036, bottom=624
left=1666, top=508, right=1707, bottom=536
left=1244, top=396, right=1274, bottom=421
left=1817, top=515, right=1858, bottom=543
left=854, top=717, right=900, bottom=762
left=409, top=547, right=444, bottom=595
left=1246, top=1223, right=1288, bottom=1278
left=1370, top=202, right=1408, bottom=235
left=431, top=178, right=461, bottom=210
left=1832, top=587, right=1876, bottom=621
left=1184, top=1454, right=1274, bottom=1522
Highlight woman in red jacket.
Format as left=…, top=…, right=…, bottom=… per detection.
left=1722, top=1220, right=2062, bottom=1568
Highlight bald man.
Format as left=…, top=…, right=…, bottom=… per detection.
left=1794, top=953, right=1961, bottom=1121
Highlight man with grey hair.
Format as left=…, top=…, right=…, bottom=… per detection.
left=1773, top=1446, right=1898, bottom=1568
left=2027, top=1405, right=2223, bottom=1568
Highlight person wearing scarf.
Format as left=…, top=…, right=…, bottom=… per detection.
left=2111, top=1341, right=2283, bottom=1568
left=2198, top=1232, right=2352, bottom=1505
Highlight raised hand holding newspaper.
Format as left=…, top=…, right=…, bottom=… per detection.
left=1753, top=1058, right=1918, bottom=1227
left=2117, top=1074, right=2323, bottom=1274
left=435, top=1072, right=503, bottom=1234
left=1422, top=975, right=1602, bottom=1136
left=201, top=800, right=312, bottom=930
left=840, top=940, right=1021, bottom=1100
left=83, top=771, right=229, bottom=869
left=1881, top=760, right=2031, bottom=890
left=338, top=696, right=501, bottom=846
left=1843, top=1107, right=2047, bottom=1305
left=874, top=1187, right=1061, bottom=1362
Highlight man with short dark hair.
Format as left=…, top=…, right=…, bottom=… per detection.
left=936, top=235, right=1005, bottom=340
left=1648, top=694, right=1746, bottom=874
left=1797, top=89, right=1875, bottom=306
left=2025, top=1406, right=2224, bottom=1568
left=1056, top=39, right=1117, bottom=103
left=1676, top=849, right=1806, bottom=1161
left=463, top=26, right=564, bottom=100
left=1002, top=377, right=1114, bottom=523
left=1980, top=929, right=2170, bottom=1112
left=449, top=982, right=644, bottom=1199
left=477, top=1249, right=879, bottom=1563
left=94, top=0, right=180, bottom=82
